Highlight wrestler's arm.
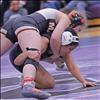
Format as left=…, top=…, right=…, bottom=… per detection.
left=14, top=51, right=28, bottom=65
left=64, top=53, right=96, bottom=87
left=50, top=14, right=71, bottom=57
left=14, top=50, right=40, bottom=65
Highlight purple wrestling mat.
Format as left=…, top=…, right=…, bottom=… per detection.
left=1, top=36, right=100, bottom=100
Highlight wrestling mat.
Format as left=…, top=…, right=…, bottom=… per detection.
left=1, top=28, right=100, bottom=100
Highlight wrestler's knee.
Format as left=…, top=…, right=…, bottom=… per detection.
left=1, top=33, right=13, bottom=56
left=44, top=77, right=55, bottom=88
left=48, top=78, right=55, bottom=88
left=36, top=78, right=55, bottom=89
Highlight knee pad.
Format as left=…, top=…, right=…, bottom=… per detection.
left=24, top=58, right=39, bottom=69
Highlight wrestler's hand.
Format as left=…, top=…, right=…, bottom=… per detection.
left=82, top=80, right=96, bottom=87
left=27, top=51, right=41, bottom=60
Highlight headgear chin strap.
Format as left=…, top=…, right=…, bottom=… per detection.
left=61, top=28, right=79, bottom=46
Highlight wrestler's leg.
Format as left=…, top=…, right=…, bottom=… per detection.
left=17, top=30, right=51, bottom=99
left=35, top=64, right=55, bottom=89
left=16, top=29, right=41, bottom=83
left=0, top=33, right=13, bottom=56
left=35, top=36, right=55, bottom=89
left=22, top=60, right=51, bottom=99
left=10, top=36, right=55, bottom=89
left=17, top=30, right=41, bottom=83
left=17, top=30, right=41, bottom=52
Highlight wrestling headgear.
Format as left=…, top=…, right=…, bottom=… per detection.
left=69, top=11, right=85, bottom=28
left=61, top=28, right=79, bottom=46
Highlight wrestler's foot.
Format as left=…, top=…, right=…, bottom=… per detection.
left=22, top=83, right=51, bottom=99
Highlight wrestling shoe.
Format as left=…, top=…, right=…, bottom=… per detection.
left=22, top=83, right=51, bottom=99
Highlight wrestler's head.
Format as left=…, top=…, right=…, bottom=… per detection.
left=69, top=10, right=85, bottom=27
left=60, top=27, right=79, bottom=56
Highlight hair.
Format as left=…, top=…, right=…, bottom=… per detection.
left=60, top=8, right=71, bottom=14
left=9, top=0, right=20, bottom=4
left=65, top=27, right=78, bottom=37
left=68, top=42, right=79, bottom=46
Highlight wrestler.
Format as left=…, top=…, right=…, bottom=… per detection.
left=9, top=27, right=96, bottom=99
left=1, top=8, right=95, bottom=99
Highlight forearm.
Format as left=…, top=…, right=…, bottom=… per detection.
left=50, top=15, right=71, bottom=56
left=14, top=52, right=28, bottom=65
left=69, top=65, right=85, bottom=83
left=64, top=53, right=86, bottom=83
left=50, top=38, right=60, bottom=57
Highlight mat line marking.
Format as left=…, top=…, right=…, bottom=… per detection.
left=74, top=91, right=100, bottom=99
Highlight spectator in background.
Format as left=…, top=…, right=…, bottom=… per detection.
left=4, top=0, right=28, bottom=24
left=40, top=0, right=65, bottom=10
left=1, top=0, right=10, bottom=26
left=61, top=0, right=100, bottom=28
left=61, top=0, right=88, bottom=28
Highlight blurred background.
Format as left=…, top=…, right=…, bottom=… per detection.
left=0, top=0, right=100, bottom=37
left=0, top=1, right=100, bottom=24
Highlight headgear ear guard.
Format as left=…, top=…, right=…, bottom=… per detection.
left=61, top=28, right=79, bottom=46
